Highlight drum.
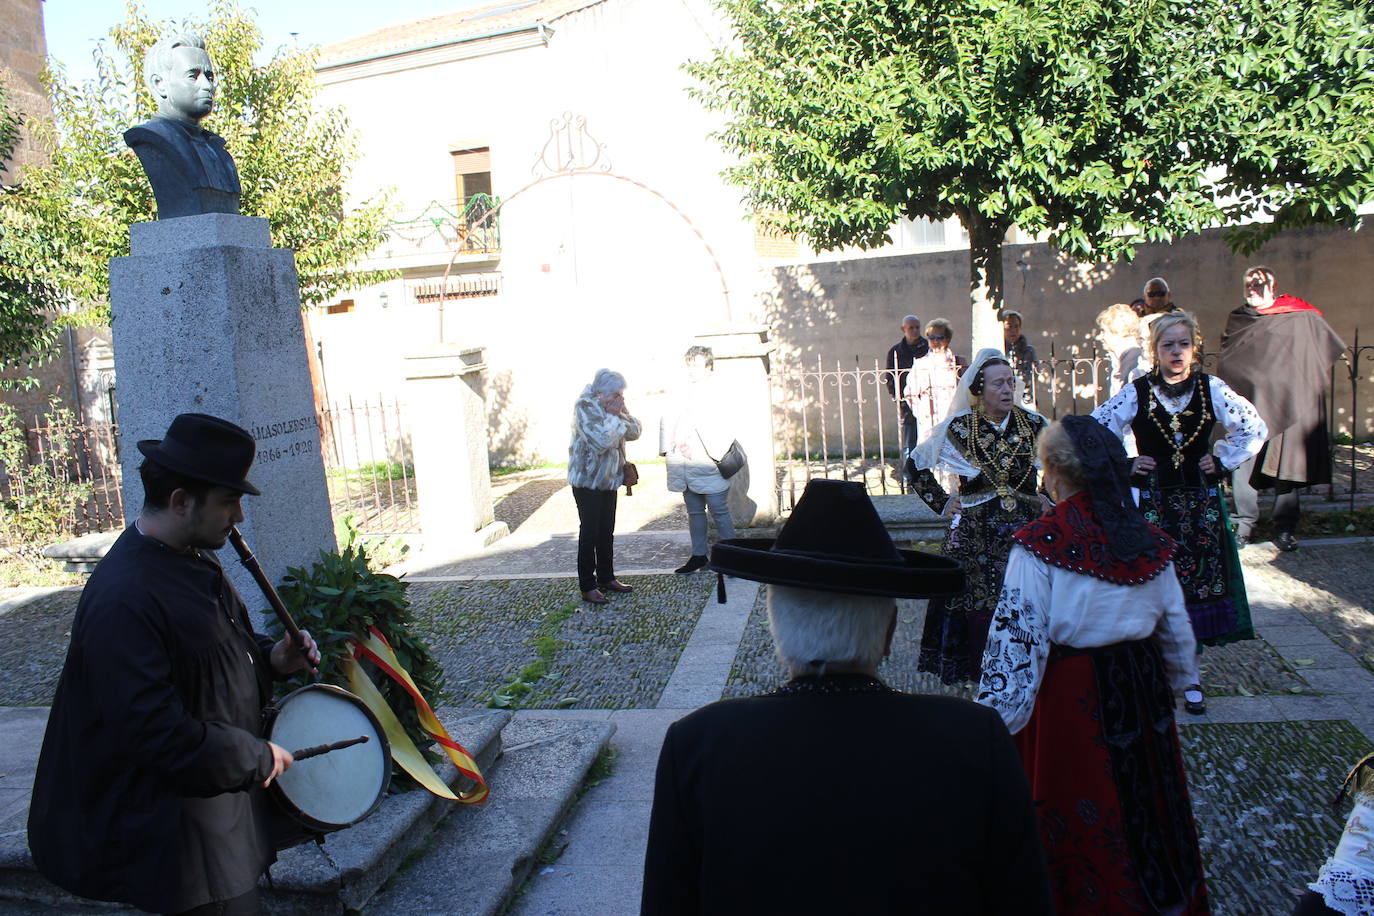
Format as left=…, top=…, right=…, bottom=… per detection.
left=265, top=683, right=391, bottom=834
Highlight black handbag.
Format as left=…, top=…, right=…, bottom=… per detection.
left=698, top=433, right=746, bottom=480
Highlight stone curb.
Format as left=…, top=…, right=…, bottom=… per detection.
left=364, top=716, right=616, bottom=916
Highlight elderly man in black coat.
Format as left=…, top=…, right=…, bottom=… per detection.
left=28, top=414, right=318, bottom=915
left=640, top=479, right=1053, bottom=916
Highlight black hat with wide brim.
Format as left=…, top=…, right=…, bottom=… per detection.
left=137, top=413, right=261, bottom=495
left=709, top=478, right=964, bottom=598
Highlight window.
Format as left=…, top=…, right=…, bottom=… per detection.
left=326, top=298, right=355, bottom=315
left=451, top=147, right=492, bottom=206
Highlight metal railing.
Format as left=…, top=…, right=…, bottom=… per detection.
left=322, top=396, right=419, bottom=535
left=772, top=334, right=1374, bottom=511
left=0, top=399, right=419, bottom=550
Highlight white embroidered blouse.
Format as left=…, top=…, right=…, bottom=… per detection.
left=976, top=545, right=1200, bottom=734
left=1090, top=374, right=1267, bottom=471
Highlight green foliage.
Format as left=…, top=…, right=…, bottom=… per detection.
left=0, top=78, right=63, bottom=388
left=268, top=536, right=445, bottom=788
left=1, top=0, right=394, bottom=337
left=332, top=510, right=409, bottom=568
left=691, top=0, right=1374, bottom=327
left=488, top=600, right=582, bottom=709
left=0, top=400, right=92, bottom=567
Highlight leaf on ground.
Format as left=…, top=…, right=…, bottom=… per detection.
left=555, top=696, right=580, bottom=708
left=1293, top=658, right=1316, bottom=666
left=1237, top=685, right=1254, bottom=696
left=1288, top=685, right=1305, bottom=693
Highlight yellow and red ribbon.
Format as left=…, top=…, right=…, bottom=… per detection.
left=342, top=625, right=488, bottom=804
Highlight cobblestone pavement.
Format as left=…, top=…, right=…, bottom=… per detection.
left=726, top=590, right=1310, bottom=699
left=1245, top=542, right=1374, bottom=672
left=1181, top=719, right=1372, bottom=915
left=409, top=574, right=710, bottom=710
left=0, top=588, right=80, bottom=706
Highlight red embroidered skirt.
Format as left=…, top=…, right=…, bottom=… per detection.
left=1014, top=639, right=1211, bottom=915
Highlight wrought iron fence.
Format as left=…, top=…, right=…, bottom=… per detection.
left=0, top=418, right=125, bottom=538
left=0, top=399, right=419, bottom=550
left=322, top=396, right=418, bottom=535
left=772, top=333, right=1374, bottom=511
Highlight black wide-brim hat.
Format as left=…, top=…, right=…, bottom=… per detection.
left=137, top=413, right=261, bottom=495
left=709, top=478, right=964, bottom=598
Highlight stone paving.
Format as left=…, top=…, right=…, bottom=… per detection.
left=410, top=575, right=710, bottom=710
left=1181, top=719, right=1370, bottom=915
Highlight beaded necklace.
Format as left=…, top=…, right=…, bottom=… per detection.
left=965, top=406, right=1036, bottom=511
left=1147, top=374, right=1211, bottom=469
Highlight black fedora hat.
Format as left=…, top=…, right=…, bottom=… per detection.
left=137, top=413, right=261, bottom=495
left=709, top=478, right=964, bottom=598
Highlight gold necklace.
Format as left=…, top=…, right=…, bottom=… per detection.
left=1147, top=378, right=1211, bottom=469
left=965, top=406, right=1036, bottom=511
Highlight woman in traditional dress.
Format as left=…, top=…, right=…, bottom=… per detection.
left=978, top=416, right=1211, bottom=915
left=1091, top=311, right=1266, bottom=713
left=910, top=348, right=1049, bottom=685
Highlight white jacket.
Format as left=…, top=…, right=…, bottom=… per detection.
left=568, top=390, right=641, bottom=491
left=659, top=376, right=734, bottom=495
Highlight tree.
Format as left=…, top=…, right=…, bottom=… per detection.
left=0, top=77, right=63, bottom=390
left=1, top=0, right=393, bottom=337
left=690, top=0, right=1374, bottom=350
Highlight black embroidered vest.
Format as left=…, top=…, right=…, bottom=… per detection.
left=948, top=409, right=1044, bottom=501
left=1129, top=374, right=1216, bottom=488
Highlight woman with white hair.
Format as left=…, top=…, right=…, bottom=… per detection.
left=568, top=368, right=641, bottom=605
left=978, top=416, right=1210, bottom=914
left=1091, top=311, right=1266, bottom=713
left=642, top=478, right=1053, bottom=915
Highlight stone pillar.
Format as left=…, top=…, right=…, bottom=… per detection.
left=693, top=326, right=778, bottom=527
left=404, top=347, right=508, bottom=554
left=109, top=214, right=336, bottom=620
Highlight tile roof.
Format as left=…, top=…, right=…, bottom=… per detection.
left=317, top=0, right=605, bottom=67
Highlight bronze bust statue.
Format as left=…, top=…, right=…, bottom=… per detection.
left=124, top=34, right=241, bottom=220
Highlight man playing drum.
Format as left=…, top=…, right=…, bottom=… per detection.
left=28, top=413, right=320, bottom=915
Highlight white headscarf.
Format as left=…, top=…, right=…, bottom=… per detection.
left=912, top=348, right=1041, bottom=471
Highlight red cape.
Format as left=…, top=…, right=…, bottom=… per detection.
left=1257, top=293, right=1322, bottom=316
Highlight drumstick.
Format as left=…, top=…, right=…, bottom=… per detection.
left=291, top=735, right=370, bottom=761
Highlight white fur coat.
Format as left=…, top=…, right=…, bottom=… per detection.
left=567, top=389, right=642, bottom=490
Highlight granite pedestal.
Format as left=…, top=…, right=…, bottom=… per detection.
left=109, top=213, right=336, bottom=619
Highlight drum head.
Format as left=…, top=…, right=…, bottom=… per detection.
left=267, top=683, right=390, bottom=832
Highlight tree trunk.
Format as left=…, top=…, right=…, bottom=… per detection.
left=965, top=215, right=1007, bottom=355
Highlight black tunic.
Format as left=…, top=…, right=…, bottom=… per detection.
left=28, top=526, right=277, bottom=913
left=641, top=676, right=1053, bottom=915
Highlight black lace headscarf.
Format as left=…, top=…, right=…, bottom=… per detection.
left=1060, top=415, right=1157, bottom=561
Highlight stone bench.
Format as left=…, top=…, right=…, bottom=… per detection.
left=40, top=530, right=121, bottom=575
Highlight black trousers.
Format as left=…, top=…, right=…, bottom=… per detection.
left=572, top=486, right=618, bottom=592
left=1231, top=456, right=1301, bottom=537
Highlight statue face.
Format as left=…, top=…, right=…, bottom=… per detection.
left=153, top=45, right=216, bottom=122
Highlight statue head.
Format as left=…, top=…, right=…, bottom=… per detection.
left=144, top=33, right=217, bottom=124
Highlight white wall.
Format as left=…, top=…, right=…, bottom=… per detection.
left=312, top=0, right=762, bottom=464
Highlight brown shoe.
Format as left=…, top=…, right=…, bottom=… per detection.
left=582, top=589, right=609, bottom=605
left=599, top=579, right=634, bottom=593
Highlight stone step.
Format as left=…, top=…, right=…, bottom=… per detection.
left=262, top=709, right=510, bottom=914
left=0, top=708, right=510, bottom=915
left=362, top=716, right=616, bottom=916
